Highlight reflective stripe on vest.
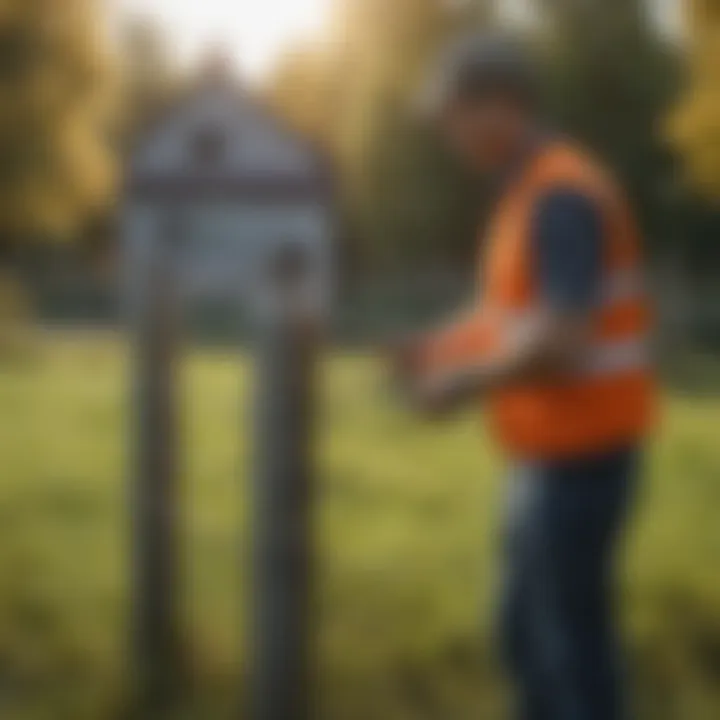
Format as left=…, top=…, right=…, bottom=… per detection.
left=494, top=267, right=651, bottom=379
left=600, top=269, right=645, bottom=305
left=581, top=337, right=649, bottom=376
left=587, top=268, right=650, bottom=376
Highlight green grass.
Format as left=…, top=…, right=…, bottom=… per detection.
left=0, top=335, right=719, bottom=719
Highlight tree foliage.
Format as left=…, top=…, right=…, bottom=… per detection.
left=117, top=15, right=181, bottom=146
left=0, top=0, right=116, bottom=251
left=670, top=0, right=720, bottom=200
left=270, top=1, right=494, bottom=271
left=538, top=0, right=680, bottom=233
left=267, top=43, right=340, bottom=148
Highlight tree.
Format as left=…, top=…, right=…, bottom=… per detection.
left=0, top=0, right=116, bottom=256
left=669, top=0, right=720, bottom=200
left=270, top=0, right=682, bottom=270
left=269, top=0, right=494, bottom=272
left=537, top=0, right=681, bottom=242
left=117, top=15, right=181, bottom=146
left=267, top=43, right=340, bottom=147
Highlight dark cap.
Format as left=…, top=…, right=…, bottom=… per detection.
left=418, top=32, right=539, bottom=117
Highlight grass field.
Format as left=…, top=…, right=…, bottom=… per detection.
left=1, top=334, right=719, bottom=719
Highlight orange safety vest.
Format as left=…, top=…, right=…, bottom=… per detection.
left=419, top=141, right=657, bottom=459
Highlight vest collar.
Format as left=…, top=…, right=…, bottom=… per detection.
left=493, top=128, right=554, bottom=197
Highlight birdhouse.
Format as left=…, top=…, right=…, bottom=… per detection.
left=122, top=59, right=334, bottom=319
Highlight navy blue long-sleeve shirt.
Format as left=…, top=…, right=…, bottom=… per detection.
left=531, top=189, right=603, bottom=313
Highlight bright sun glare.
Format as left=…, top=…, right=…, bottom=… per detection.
left=119, top=0, right=332, bottom=79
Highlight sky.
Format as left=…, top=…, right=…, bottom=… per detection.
left=116, top=0, right=334, bottom=79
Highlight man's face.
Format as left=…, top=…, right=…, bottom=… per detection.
left=441, top=94, right=528, bottom=174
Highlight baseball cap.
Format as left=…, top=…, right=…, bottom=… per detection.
left=417, top=31, right=539, bottom=117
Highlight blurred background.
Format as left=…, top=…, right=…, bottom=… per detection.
left=0, top=0, right=719, bottom=718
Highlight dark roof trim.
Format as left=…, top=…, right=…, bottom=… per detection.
left=125, top=175, right=334, bottom=204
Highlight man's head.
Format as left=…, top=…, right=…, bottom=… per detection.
left=420, top=33, right=540, bottom=174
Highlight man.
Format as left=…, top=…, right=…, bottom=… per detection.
left=391, top=33, right=657, bottom=720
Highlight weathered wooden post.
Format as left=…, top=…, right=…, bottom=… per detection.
left=127, top=209, right=185, bottom=717
left=122, top=55, right=334, bottom=719
left=250, top=240, right=320, bottom=720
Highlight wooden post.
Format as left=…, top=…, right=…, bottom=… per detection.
left=128, top=210, right=185, bottom=717
left=250, top=241, right=319, bottom=720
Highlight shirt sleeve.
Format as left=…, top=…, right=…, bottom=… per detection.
left=531, top=189, right=604, bottom=313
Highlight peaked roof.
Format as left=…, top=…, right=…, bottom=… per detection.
left=128, top=59, right=333, bottom=178
left=125, top=64, right=335, bottom=204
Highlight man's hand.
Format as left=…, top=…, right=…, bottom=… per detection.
left=408, top=369, right=479, bottom=420
left=384, top=334, right=480, bottom=420
left=407, top=310, right=592, bottom=419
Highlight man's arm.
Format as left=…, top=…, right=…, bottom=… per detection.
left=412, top=189, right=603, bottom=414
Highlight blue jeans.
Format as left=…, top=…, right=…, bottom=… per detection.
left=499, top=446, right=640, bottom=720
